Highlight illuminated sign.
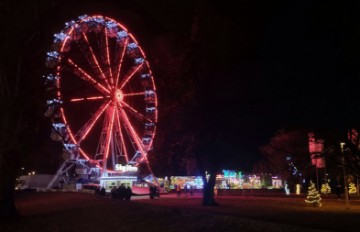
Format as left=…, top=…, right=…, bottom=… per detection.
left=222, top=169, right=237, bottom=178
left=115, top=164, right=138, bottom=172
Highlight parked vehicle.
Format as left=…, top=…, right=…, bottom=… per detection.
left=15, top=174, right=58, bottom=191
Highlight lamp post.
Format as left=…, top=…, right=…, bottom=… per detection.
left=316, top=161, right=319, bottom=190
left=340, top=142, right=350, bottom=209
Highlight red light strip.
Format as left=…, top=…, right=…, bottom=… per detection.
left=115, top=109, right=129, bottom=162
left=87, top=96, right=105, bottom=100
left=115, top=37, right=129, bottom=89
left=121, top=101, right=153, bottom=123
left=104, top=27, right=114, bottom=87
left=123, top=91, right=145, bottom=97
left=81, top=32, right=111, bottom=90
left=59, top=108, right=85, bottom=159
left=103, top=106, right=116, bottom=170
left=118, top=106, right=149, bottom=164
left=67, top=58, right=110, bottom=95
left=119, top=63, right=143, bottom=89
left=78, top=147, right=92, bottom=164
left=70, top=96, right=104, bottom=102
left=145, top=62, right=158, bottom=124
left=60, top=107, right=68, bottom=124
left=75, top=101, right=111, bottom=143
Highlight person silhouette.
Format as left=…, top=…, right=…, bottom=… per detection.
left=125, top=186, right=132, bottom=200
left=336, top=184, right=341, bottom=199
left=176, top=184, right=181, bottom=197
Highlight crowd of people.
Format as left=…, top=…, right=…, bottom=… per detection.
left=110, top=184, right=133, bottom=200
left=95, top=184, right=133, bottom=200
left=175, top=184, right=194, bottom=197
left=95, top=183, right=196, bottom=200
left=149, top=185, right=160, bottom=199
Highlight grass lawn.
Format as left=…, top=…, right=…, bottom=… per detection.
left=1, top=191, right=359, bottom=232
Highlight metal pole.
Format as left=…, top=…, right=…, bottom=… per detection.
left=316, top=166, right=319, bottom=190
left=343, top=165, right=350, bottom=208
left=340, top=142, right=350, bottom=209
left=324, top=164, right=327, bottom=186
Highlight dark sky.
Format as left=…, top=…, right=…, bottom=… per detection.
left=139, top=0, right=359, bottom=170
left=28, top=0, right=360, bottom=172
left=163, top=0, right=360, bottom=170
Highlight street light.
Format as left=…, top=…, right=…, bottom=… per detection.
left=340, top=142, right=350, bottom=209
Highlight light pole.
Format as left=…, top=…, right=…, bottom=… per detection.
left=315, top=161, right=319, bottom=191
left=340, top=142, right=350, bottom=209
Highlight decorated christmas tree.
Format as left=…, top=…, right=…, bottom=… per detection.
left=305, top=181, right=322, bottom=207
left=320, top=183, right=331, bottom=195
left=164, top=178, right=171, bottom=192
left=349, top=183, right=357, bottom=195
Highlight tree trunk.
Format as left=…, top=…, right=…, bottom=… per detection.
left=0, top=150, right=20, bottom=220
left=0, top=186, right=18, bottom=220
left=202, top=171, right=219, bottom=206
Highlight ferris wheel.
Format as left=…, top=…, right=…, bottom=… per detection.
left=44, top=15, right=158, bottom=177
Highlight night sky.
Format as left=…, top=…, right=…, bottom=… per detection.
left=188, top=1, right=353, bottom=171
left=147, top=0, right=360, bottom=170
left=16, top=0, right=360, bottom=173
left=208, top=1, right=360, bottom=156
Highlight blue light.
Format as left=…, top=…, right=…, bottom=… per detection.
left=222, top=169, right=237, bottom=178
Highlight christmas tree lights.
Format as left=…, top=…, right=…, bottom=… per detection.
left=320, top=183, right=331, bottom=195
left=305, top=181, right=322, bottom=207
left=349, top=183, right=357, bottom=195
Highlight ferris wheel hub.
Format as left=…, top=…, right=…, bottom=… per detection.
left=113, top=89, right=124, bottom=102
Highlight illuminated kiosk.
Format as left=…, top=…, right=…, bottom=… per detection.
left=44, top=15, right=158, bottom=190
left=100, top=164, right=138, bottom=192
left=166, top=172, right=283, bottom=191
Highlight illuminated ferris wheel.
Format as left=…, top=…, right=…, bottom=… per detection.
left=44, top=15, right=158, bottom=177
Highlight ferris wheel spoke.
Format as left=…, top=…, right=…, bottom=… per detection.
left=115, top=109, right=129, bottom=163
left=66, top=58, right=110, bottom=95
left=102, top=106, right=116, bottom=169
left=118, top=63, right=144, bottom=89
left=118, top=107, right=149, bottom=165
left=70, top=95, right=105, bottom=102
left=100, top=27, right=114, bottom=87
left=74, top=101, right=111, bottom=144
left=114, top=37, right=129, bottom=88
left=122, top=91, right=145, bottom=97
left=79, top=32, right=112, bottom=90
left=120, top=101, right=153, bottom=123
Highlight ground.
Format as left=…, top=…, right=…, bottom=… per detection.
left=1, top=191, right=359, bottom=232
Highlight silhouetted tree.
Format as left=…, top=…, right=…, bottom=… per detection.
left=0, top=0, right=58, bottom=219
left=259, top=128, right=344, bottom=191
left=150, top=0, right=244, bottom=206
left=259, top=129, right=312, bottom=184
left=343, top=128, right=360, bottom=179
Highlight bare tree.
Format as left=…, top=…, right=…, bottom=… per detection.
left=0, top=0, right=58, bottom=218
left=259, top=129, right=312, bottom=186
